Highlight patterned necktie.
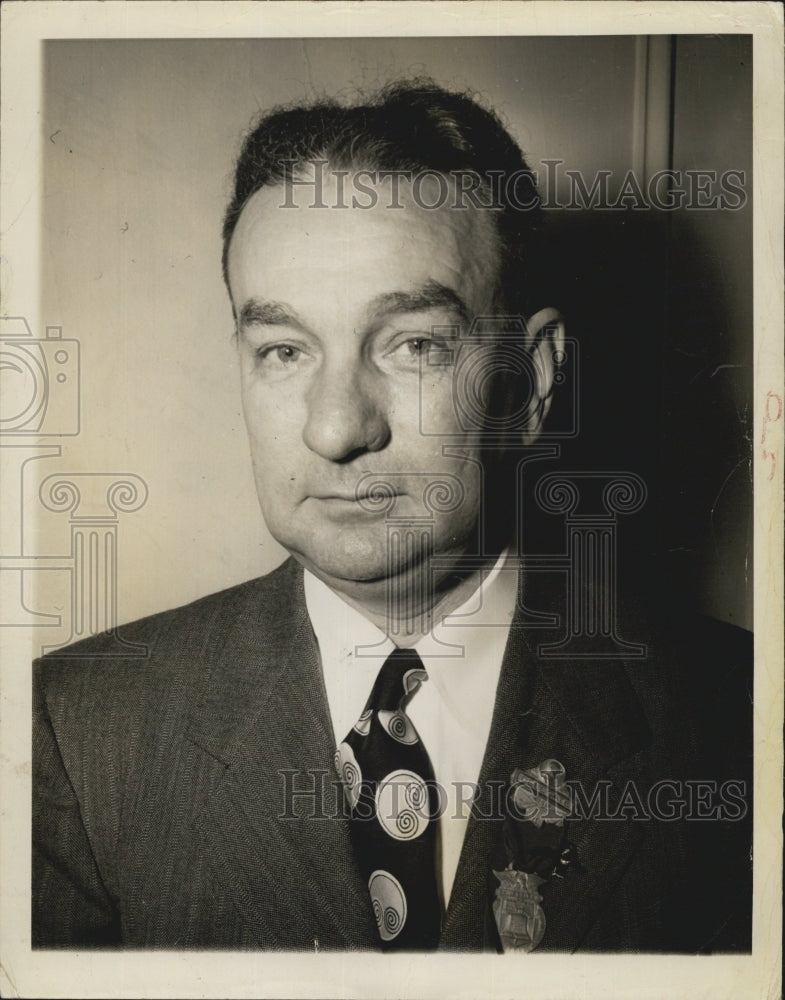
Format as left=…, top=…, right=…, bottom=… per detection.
left=334, top=648, right=442, bottom=950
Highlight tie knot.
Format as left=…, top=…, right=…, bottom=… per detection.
left=369, top=648, right=428, bottom=712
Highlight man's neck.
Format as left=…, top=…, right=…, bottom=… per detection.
left=300, top=550, right=505, bottom=646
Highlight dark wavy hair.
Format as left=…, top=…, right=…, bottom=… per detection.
left=222, top=79, right=542, bottom=314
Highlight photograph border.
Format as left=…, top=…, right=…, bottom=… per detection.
left=1, top=3, right=782, bottom=998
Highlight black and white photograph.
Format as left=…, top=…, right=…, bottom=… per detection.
left=0, top=2, right=782, bottom=998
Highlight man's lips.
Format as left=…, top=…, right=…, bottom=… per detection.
left=304, top=471, right=410, bottom=505
left=304, top=484, right=407, bottom=516
left=310, top=492, right=401, bottom=502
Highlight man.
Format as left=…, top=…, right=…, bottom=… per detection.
left=33, top=81, right=751, bottom=951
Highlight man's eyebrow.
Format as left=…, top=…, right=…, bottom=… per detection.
left=238, top=298, right=302, bottom=328
left=237, top=281, right=469, bottom=332
left=369, top=281, right=469, bottom=325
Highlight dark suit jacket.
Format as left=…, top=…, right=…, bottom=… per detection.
left=33, top=557, right=752, bottom=950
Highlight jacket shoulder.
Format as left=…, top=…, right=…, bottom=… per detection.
left=34, top=557, right=304, bottom=706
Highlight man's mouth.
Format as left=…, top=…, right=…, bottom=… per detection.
left=312, top=491, right=401, bottom=503
left=307, top=487, right=405, bottom=516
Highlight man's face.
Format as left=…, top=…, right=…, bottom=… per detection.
left=227, top=172, right=502, bottom=591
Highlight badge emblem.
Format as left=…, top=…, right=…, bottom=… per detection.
left=492, top=868, right=546, bottom=952
left=511, top=759, right=571, bottom=827
left=489, top=759, right=577, bottom=952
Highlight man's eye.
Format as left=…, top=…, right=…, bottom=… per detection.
left=256, top=344, right=303, bottom=369
left=397, top=338, right=454, bottom=365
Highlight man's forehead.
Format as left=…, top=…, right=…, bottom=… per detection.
left=227, top=171, right=501, bottom=315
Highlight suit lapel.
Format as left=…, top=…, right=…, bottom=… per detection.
left=441, top=571, right=653, bottom=951
left=184, top=559, right=376, bottom=949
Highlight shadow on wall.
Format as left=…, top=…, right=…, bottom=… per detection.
left=525, top=207, right=752, bottom=629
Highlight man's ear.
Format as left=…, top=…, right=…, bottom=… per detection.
left=521, top=308, right=566, bottom=447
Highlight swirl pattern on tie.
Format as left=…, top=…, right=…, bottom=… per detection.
left=335, top=648, right=442, bottom=949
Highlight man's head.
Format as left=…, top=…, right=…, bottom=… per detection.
left=223, top=80, right=559, bottom=602
left=222, top=80, right=541, bottom=316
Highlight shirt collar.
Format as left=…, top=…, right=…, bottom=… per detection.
left=304, top=551, right=517, bottom=742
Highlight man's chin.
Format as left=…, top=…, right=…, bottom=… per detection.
left=288, top=547, right=397, bottom=587
left=276, top=528, right=421, bottom=587
left=266, top=516, right=479, bottom=592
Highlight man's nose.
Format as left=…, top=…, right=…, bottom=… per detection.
left=302, top=361, right=390, bottom=461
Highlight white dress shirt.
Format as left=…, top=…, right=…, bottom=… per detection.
left=304, top=551, right=518, bottom=905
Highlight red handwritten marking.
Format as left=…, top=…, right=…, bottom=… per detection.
left=761, top=391, right=783, bottom=481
